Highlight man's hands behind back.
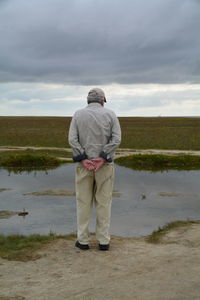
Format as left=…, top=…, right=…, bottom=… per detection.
left=81, top=159, right=95, bottom=171
left=81, top=157, right=106, bottom=172
left=91, top=157, right=106, bottom=172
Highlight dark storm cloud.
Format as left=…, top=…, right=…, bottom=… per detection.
left=0, top=0, right=200, bottom=84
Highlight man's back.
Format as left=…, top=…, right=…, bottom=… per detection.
left=69, top=102, right=121, bottom=161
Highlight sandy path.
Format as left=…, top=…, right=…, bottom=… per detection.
left=115, top=148, right=200, bottom=157
left=0, top=224, right=200, bottom=300
left=1, top=146, right=200, bottom=160
left=0, top=146, right=72, bottom=152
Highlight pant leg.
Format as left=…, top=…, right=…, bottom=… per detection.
left=75, top=165, right=94, bottom=244
left=94, top=163, right=114, bottom=245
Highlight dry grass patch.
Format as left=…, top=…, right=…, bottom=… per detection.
left=147, top=220, right=200, bottom=244
left=0, top=234, right=75, bottom=261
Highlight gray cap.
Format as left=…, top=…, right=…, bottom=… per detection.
left=87, top=88, right=107, bottom=103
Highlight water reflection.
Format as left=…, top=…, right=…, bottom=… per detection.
left=5, top=165, right=58, bottom=176
left=0, top=164, right=200, bottom=237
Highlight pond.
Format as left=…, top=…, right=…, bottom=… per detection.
left=0, top=163, right=200, bottom=237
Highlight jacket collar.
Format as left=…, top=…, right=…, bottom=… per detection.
left=87, top=102, right=102, bottom=108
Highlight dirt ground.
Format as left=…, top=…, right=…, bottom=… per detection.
left=0, top=224, right=200, bottom=300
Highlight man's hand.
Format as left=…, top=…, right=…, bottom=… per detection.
left=81, top=159, right=95, bottom=171
left=91, top=157, right=106, bottom=172
left=81, top=157, right=106, bottom=172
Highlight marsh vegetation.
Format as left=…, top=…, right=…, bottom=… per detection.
left=0, top=150, right=70, bottom=171
left=115, top=154, right=200, bottom=171
left=1, top=116, right=200, bottom=150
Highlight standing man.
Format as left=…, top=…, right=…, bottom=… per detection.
left=68, top=88, right=121, bottom=251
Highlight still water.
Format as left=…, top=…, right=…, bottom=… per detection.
left=0, top=164, right=200, bottom=237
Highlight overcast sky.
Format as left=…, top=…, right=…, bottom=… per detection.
left=0, top=0, right=200, bottom=116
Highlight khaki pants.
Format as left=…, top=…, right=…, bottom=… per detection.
left=75, top=163, right=114, bottom=245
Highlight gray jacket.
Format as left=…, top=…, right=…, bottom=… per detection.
left=68, top=102, right=121, bottom=162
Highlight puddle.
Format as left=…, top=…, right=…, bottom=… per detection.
left=0, top=164, right=200, bottom=237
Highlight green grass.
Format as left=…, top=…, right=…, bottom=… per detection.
left=147, top=220, right=200, bottom=244
left=0, top=150, right=72, bottom=172
left=119, top=117, right=200, bottom=150
left=0, top=116, right=200, bottom=150
left=0, top=116, right=70, bottom=148
left=115, top=154, right=200, bottom=171
left=0, top=151, right=65, bottom=170
left=0, top=233, right=75, bottom=261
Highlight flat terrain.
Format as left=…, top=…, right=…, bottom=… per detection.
left=0, top=116, right=200, bottom=150
left=0, top=223, right=200, bottom=300
left=1, top=117, right=200, bottom=299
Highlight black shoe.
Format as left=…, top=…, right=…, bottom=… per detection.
left=99, top=244, right=110, bottom=251
left=75, top=240, right=90, bottom=250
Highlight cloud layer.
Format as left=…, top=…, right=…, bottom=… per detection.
left=1, top=0, right=200, bottom=85
left=1, top=82, right=200, bottom=116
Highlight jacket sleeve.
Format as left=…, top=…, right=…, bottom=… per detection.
left=100, top=113, right=121, bottom=162
left=68, top=114, right=88, bottom=162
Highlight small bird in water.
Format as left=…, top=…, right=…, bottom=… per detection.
left=141, top=194, right=146, bottom=200
left=18, top=208, right=29, bottom=217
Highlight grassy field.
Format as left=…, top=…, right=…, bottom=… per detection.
left=120, top=117, right=200, bottom=150
left=0, top=116, right=200, bottom=150
left=0, top=116, right=70, bottom=148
